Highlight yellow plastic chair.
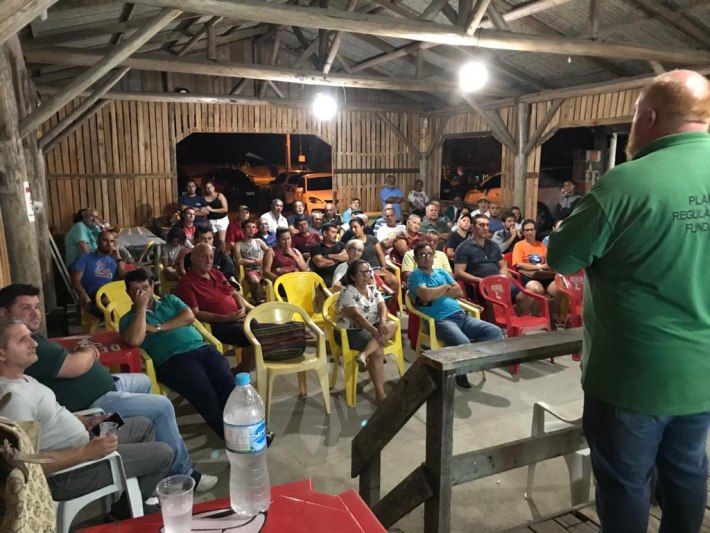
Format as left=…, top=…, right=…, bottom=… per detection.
left=95, top=281, right=131, bottom=319
left=273, top=272, right=332, bottom=331
left=322, top=292, right=405, bottom=408
left=135, top=240, right=155, bottom=266
left=243, top=301, right=331, bottom=424
left=405, top=293, right=486, bottom=381
left=158, top=264, right=178, bottom=296
left=104, top=299, right=133, bottom=332
left=80, top=309, right=101, bottom=334
left=238, top=264, right=274, bottom=303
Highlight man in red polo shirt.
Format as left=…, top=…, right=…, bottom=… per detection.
left=175, top=243, right=253, bottom=373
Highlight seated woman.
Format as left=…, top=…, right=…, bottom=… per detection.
left=512, top=218, right=559, bottom=314
left=336, top=260, right=398, bottom=403
left=262, top=227, right=308, bottom=282
left=161, top=227, right=189, bottom=281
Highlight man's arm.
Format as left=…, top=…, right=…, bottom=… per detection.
left=57, top=346, right=101, bottom=378
left=548, top=194, right=613, bottom=274
left=453, top=262, right=482, bottom=284
left=41, top=436, right=118, bottom=475
left=70, top=269, right=92, bottom=306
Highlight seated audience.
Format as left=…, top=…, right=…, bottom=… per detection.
left=309, top=210, right=325, bottom=234
left=120, top=269, right=236, bottom=439
left=71, top=230, right=127, bottom=316
left=407, top=179, right=429, bottom=217
left=161, top=227, right=189, bottom=281
left=179, top=178, right=206, bottom=226
left=263, top=227, right=309, bottom=283
left=449, top=208, right=471, bottom=233
left=391, top=214, right=424, bottom=264
left=340, top=212, right=373, bottom=244
left=287, top=201, right=311, bottom=234
left=184, top=226, right=237, bottom=280
left=235, top=220, right=269, bottom=304
left=336, top=260, right=398, bottom=403
left=225, top=205, right=251, bottom=254
left=402, top=230, right=451, bottom=279
left=488, top=202, right=504, bottom=233
left=291, top=216, right=321, bottom=259
left=512, top=219, right=559, bottom=303
left=256, top=218, right=277, bottom=248
left=342, top=197, right=361, bottom=224
left=323, top=203, right=343, bottom=226
left=261, top=199, right=288, bottom=233
left=0, top=284, right=217, bottom=490
left=444, top=196, right=465, bottom=222
left=511, top=206, right=523, bottom=229
left=347, top=217, right=398, bottom=291
left=492, top=211, right=521, bottom=253
left=446, top=213, right=471, bottom=260
left=0, top=319, right=173, bottom=509
left=65, top=207, right=107, bottom=267
left=420, top=202, right=451, bottom=239
left=409, top=242, right=503, bottom=389
left=372, top=203, right=394, bottom=233
left=310, top=223, right=347, bottom=286
left=174, top=206, right=198, bottom=244
left=375, top=207, right=406, bottom=249
left=332, top=239, right=365, bottom=291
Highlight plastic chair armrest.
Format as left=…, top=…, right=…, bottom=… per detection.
left=49, top=451, right=121, bottom=477
left=458, top=299, right=482, bottom=319
left=72, top=408, right=105, bottom=417
left=533, top=401, right=582, bottom=426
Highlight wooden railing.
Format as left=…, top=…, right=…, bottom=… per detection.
left=351, top=328, right=585, bottom=532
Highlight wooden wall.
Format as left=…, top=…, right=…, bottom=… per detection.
left=42, top=98, right=421, bottom=232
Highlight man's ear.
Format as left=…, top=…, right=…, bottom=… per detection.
left=0, top=307, right=8, bottom=319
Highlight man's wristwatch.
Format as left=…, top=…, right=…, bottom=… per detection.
left=155, top=323, right=163, bottom=332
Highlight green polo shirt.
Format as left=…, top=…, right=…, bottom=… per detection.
left=548, top=132, right=710, bottom=416
left=119, top=294, right=205, bottom=367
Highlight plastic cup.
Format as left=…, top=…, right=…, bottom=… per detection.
left=99, top=421, right=119, bottom=437
left=157, top=475, right=195, bottom=533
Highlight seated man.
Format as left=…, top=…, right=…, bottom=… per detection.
left=401, top=230, right=451, bottom=280
left=409, top=243, right=503, bottom=389
left=120, top=269, right=236, bottom=439
left=375, top=207, right=406, bottom=250
left=175, top=244, right=253, bottom=373
left=0, top=284, right=216, bottom=491
left=71, top=230, right=127, bottom=316
left=261, top=199, right=288, bottom=233
left=445, top=213, right=471, bottom=260
left=392, top=214, right=424, bottom=264
left=372, top=203, right=395, bottom=233
left=225, top=205, right=251, bottom=255
left=287, top=201, right=311, bottom=234
left=491, top=211, right=520, bottom=253
left=420, top=202, right=451, bottom=241
left=173, top=206, right=198, bottom=244
left=256, top=217, right=277, bottom=248
left=65, top=207, right=107, bottom=267
left=291, top=216, right=321, bottom=259
left=235, top=220, right=269, bottom=304
left=323, top=203, right=343, bottom=226
left=308, top=210, right=325, bottom=234
left=471, top=197, right=491, bottom=218
left=0, top=319, right=173, bottom=509
left=454, top=215, right=530, bottom=313
left=310, top=223, right=347, bottom=286
left=342, top=197, right=360, bottom=224
left=184, top=225, right=237, bottom=280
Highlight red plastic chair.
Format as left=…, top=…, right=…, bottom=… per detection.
left=502, top=252, right=521, bottom=281
left=478, top=275, right=552, bottom=374
left=555, top=271, right=585, bottom=362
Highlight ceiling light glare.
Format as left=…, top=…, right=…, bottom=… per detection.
left=312, top=93, right=338, bottom=121
left=459, top=61, right=489, bottom=93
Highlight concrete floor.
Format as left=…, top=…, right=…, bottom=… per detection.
left=174, top=334, right=589, bottom=533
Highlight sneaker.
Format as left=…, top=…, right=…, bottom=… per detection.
left=266, top=431, right=275, bottom=448
left=355, top=353, right=367, bottom=373
left=194, top=472, right=218, bottom=493
left=455, top=375, right=472, bottom=390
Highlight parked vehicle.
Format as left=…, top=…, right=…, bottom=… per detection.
left=287, top=172, right=334, bottom=212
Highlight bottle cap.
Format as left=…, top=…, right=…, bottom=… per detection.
left=235, top=372, right=251, bottom=386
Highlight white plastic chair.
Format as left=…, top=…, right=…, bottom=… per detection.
left=525, top=401, right=592, bottom=506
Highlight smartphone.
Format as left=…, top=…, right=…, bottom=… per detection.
left=90, top=412, right=125, bottom=436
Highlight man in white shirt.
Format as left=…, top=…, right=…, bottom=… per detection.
left=375, top=207, right=406, bottom=250
left=260, top=199, right=288, bottom=232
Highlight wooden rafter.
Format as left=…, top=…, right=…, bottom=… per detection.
left=176, top=16, right=221, bottom=56
left=461, top=93, right=516, bottom=150
left=322, top=0, right=357, bottom=75
left=0, top=0, right=60, bottom=47
left=376, top=112, right=422, bottom=158
left=486, top=1, right=510, bottom=31
left=259, top=28, right=282, bottom=98
left=465, top=0, right=492, bottom=35
left=20, top=8, right=181, bottom=137
left=419, top=0, right=450, bottom=21
left=523, top=98, right=564, bottom=155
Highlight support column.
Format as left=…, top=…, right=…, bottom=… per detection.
left=607, top=133, right=618, bottom=171
left=513, top=101, right=529, bottom=210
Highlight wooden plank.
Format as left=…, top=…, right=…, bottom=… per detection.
left=530, top=519, right=568, bottom=533
left=371, top=465, right=434, bottom=529
left=567, top=522, right=598, bottom=533
left=554, top=512, right=582, bottom=528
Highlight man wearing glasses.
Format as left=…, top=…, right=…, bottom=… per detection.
left=409, top=242, right=503, bottom=389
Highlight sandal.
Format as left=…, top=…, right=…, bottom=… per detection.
left=355, top=353, right=367, bottom=373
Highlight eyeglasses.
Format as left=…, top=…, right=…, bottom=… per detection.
left=356, top=269, right=373, bottom=276
left=415, top=252, right=433, bottom=258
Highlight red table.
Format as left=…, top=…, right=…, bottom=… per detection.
left=77, top=479, right=386, bottom=532
left=51, top=331, right=142, bottom=373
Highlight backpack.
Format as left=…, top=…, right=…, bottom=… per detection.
left=0, top=393, right=55, bottom=533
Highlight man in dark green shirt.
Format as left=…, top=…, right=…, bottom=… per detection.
left=547, top=70, right=710, bottom=532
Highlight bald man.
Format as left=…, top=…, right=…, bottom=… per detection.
left=548, top=70, right=710, bottom=532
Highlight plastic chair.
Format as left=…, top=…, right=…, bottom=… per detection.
left=478, top=275, right=551, bottom=375
left=404, top=293, right=486, bottom=381
left=273, top=272, right=332, bottom=331
left=243, top=301, right=331, bottom=424
left=555, top=271, right=585, bottom=362
left=525, top=401, right=591, bottom=506
left=52, top=451, right=143, bottom=533
left=322, top=293, right=405, bottom=408
left=238, top=264, right=274, bottom=303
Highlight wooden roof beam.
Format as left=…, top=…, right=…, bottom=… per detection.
left=0, top=0, right=60, bottom=47
left=24, top=45, right=461, bottom=93
left=322, top=0, right=358, bottom=75
left=175, top=16, right=222, bottom=56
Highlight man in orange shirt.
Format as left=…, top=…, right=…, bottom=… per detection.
left=512, top=219, right=558, bottom=304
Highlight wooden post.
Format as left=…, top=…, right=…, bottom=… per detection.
left=423, top=368, right=455, bottom=532
left=607, top=133, right=618, bottom=171
left=286, top=132, right=291, bottom=171
left=513, top=101, right=529, bottom=210
left=0, top=38, right=44, bottom=300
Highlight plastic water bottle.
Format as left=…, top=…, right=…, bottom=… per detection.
left=224, top=373, right=271, bottom=517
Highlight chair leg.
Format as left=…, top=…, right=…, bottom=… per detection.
left=344, top=361, right=357, bottom=408
left=297, top=371, right=307, bottom=397
left=565, top=450, right=592, bottom=505
left=316, top=367, right=331, bottom=415
left=329, top=347, right=341, bottom=389
left=126, top=478, right=144, bottom=517
left=54, top=502, right=73, bottom=533
left=265, top=373, right=275, bottom=426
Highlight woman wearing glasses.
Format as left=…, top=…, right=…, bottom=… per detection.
left=336, top=259, right=397, bottom=403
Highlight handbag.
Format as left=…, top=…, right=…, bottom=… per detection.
left=0, top=393, right=55, bottom=533
left=251, top=322, right=307, bottom=362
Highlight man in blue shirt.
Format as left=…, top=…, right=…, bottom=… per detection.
left=409, top=242, right=503, bottom=389
left=380, top=174, right=404, bottom=220
left=71, top=230, right=126, bottom=314
left=179, top=179, right=206, bottom=226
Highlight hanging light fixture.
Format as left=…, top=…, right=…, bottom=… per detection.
left=459, top=61, right=489, bottom=93
left=312, top=93, right=338, bottom=121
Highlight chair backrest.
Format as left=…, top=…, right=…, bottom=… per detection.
left=478, top=275, right=516, bottom=325
left=273, top=271, right=328, bottom=314
left=322, top=293, right=338, bottom=325
left=502, top=252, right=514, bottom=270
left=244, top=301, right=316, bottom=331
left=555, top=271, right=585, bottom=317
left=104, top=299, right=134, bottom=331
left=95, top=280, right=130, bottom=313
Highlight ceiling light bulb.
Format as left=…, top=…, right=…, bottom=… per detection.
left=312, top=93, right=338, bottom=121
left=459, top=61, right=489, bottom=93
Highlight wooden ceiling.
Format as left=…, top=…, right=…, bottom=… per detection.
left=7, top=0, right=710, bottom=116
